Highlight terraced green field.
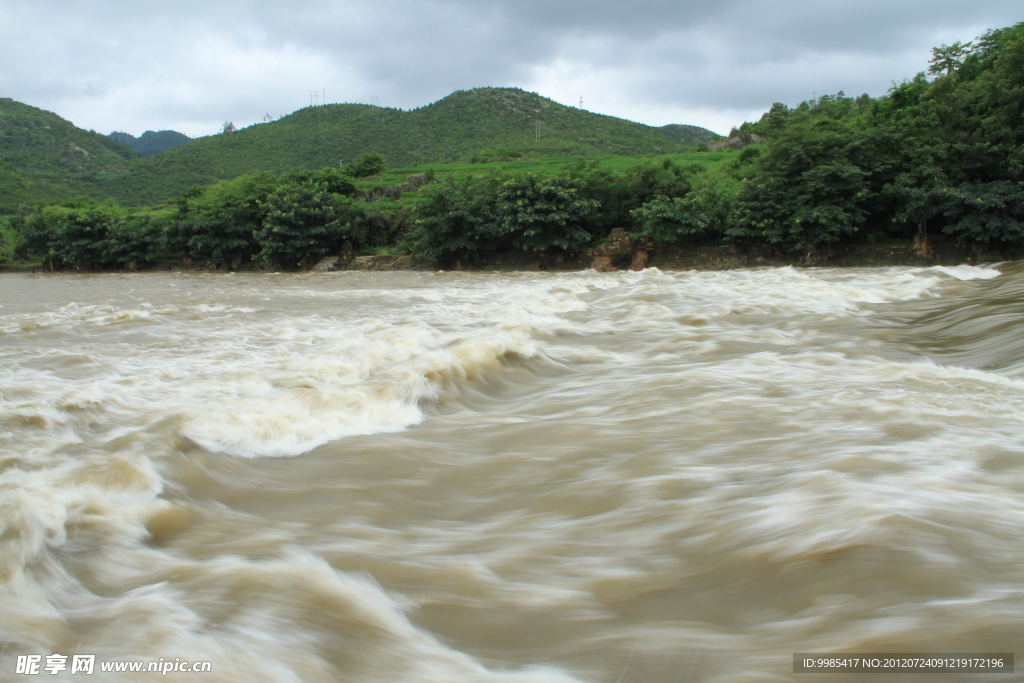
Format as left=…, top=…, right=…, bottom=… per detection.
left=354, top=149, right=740, bottom=208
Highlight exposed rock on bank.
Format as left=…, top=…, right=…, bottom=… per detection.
left=707, top=133, right=766, bottom=151
left=585, top=228, right=653, bottom=272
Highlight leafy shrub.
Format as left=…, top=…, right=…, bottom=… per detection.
left=408, top=174, right=506, bottom=267
left=12, top=201, right=161, bottom=268
left=943, top=181, right=1024, bottom=243
left=728, top=119, right=873, bottom=251
left=341, top=152, right=387, bottom=178
left=630, top=172, right=738, bottom=246
left=255, top=169, right=361, bottom=268
left=496, top=175, right=599, bottom=253
left=169, top=172, right=277, bottom=268
left=104, top=215, right=164, bottom=266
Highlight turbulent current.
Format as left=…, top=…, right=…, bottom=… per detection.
left=1, top=265, right=1023, bottom=682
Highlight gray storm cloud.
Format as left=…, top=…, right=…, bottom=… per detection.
left=1, top=0, right=1019, bottom=137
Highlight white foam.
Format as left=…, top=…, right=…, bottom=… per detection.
left=929, top=264, right=1002, bottom=280
left=181, top=328, right=539, bottom=458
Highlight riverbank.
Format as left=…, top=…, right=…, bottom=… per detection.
left=2, top=237, right=1017, bottom=274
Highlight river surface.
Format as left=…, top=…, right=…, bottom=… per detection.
left=1, top=265, right=1022, bottom=682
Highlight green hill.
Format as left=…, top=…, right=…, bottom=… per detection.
left=0, top=99, right=140, bottom=170
left=94, top=88, right=716, bottom=205
left=0, top=98, right=139, bottom=210
left=108, top=129, right=193, bottom=156
left=0, top=88, right=717, bottom=210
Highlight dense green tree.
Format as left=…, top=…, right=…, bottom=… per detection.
left=10, top=211, right=56, bottom=261
left=11, top=201, right=157, bottom=269
left=866, top=76, right=952, bottom=238
left=408, top=174, right=506, bottom=267
left=729, top=119, right=877, bottom=251
left=104, top=214, right=164, bottom=267
left=566, top=157, right=695, bottom=233
left=929, top=41, right=973, bottom=76
left=496, top=175, right=599, bottom=253
left=623, top=160, right=693, bottom=205
left=631, top=195, right=710, bottom=245
left=631, top=173, right=738, bottom=245
left=563, top=160, right=626, bottom=232
left=42, top=208, right=112, bottom=268
left=255, top=168, right=360, bottom=269
left=170, top=172, right=277, bottom=268
left=891, top=22, right=1024, bottom=242
left=341, top=152, right=387, bottom=178
left=943, top=181, right=1024, bottom=244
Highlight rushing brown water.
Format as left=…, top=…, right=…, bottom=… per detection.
left=1, top=265, right=1022, bottom=682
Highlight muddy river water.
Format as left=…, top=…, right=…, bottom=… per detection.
left=1, top=265, right=1022, bottom=682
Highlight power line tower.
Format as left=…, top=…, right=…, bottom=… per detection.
left=579, top=95, right=583, bottom=109
left=310, top=91, right=318, bottom=106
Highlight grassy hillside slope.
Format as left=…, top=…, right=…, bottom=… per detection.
left=0, top=99, right=138, bottom=200
left=0, top=88, right=717, bottom=210
left=94, top=88, right=716, bottom=205
left=0, top=99, right=142, bottom=211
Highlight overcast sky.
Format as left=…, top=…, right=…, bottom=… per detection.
left=2, top=1, right=1020, bottom=138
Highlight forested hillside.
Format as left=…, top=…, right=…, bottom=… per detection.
left=85, top=88, right=714, bottom=205
left=0, top=99, right=138, bottom=212
left=0, top=88, right=716, bottom=210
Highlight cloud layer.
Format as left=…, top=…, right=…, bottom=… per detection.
left=2, top=1, right=1020, bottom=137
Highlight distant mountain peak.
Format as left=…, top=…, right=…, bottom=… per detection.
left=107, top=129, right=193, bottom=157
